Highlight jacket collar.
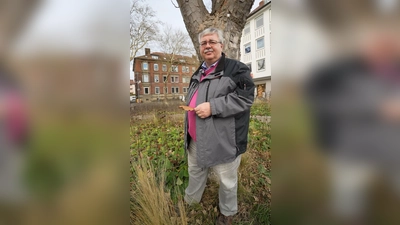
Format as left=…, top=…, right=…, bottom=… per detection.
left=192, top=53, right=226, bottom=82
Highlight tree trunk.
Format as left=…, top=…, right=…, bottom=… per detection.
left=176, top=0, right=255, bottom=61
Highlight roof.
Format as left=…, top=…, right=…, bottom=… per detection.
left=134, top=51, right=198, bottom=64
left=248, top=0, right=271, bottom=18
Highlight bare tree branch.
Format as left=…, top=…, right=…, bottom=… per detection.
left=171, top=0, right=179, bottom=8
left=156, top=25, right=196, bottom=101
left=130, top=0, right=159, bottom=62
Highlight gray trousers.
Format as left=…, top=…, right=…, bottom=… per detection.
left=184, top=140, right=241, bottom=216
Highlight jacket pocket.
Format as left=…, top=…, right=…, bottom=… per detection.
left=202, top=116, right=236, bottom=163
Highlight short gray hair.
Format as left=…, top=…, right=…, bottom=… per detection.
left=198, top=28, right=224, bottom=44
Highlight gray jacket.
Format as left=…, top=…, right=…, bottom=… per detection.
left=184, top=53, right=255, bottom=168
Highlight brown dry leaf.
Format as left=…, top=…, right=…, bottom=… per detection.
left=179, top=105, right=194, bottom=111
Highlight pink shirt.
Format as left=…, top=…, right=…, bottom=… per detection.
left=188, top=61, right=218, bottom=141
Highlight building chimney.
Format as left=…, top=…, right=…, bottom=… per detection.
left=145, top=48, right=150, bottom=55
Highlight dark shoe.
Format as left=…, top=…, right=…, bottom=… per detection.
left=216, top=213, right=233, bottom=225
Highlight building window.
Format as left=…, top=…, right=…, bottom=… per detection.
left=182, top=76, right=190, bottom=83
left=179, top=59, right=186, bottom=63
left=144, top=87, right=149, bottom=95
left=164, top=87, right=168, bottom=94
left=256, top=37, right=264, bottom=49
left=192, top=67, right=196, bottom=73
left=154, top=74, right=159, bottom=83
left=142, top=73, right=149, bottom=83
left=183, top=87, right=188, bottom=93
left=244, top=24, right=250, bottom=35
left=154, top=63, right=159, bottom=71
left=162, top=64, right=167, bottom=72
left=155, top=87, right=160, bottom=94
left=171, top=65, right=178, bottom=72
left=246, top=63, right=252, bottom=72
left=151, top=55, right=158, bottom=59
left=244, top=43, right=251, bottom=54
left=171, top=76, right=179, bottom=83
left=255, top=15, right=263, bottom=29
left=257, top=58, right=265, bottom=71
left=183, top=66, right=189, bottom=73
left=171, top=87, right=179, bottom=93
left=142, top=62, right=148, bottom=70
left=163, top=75, right=167, bottom=82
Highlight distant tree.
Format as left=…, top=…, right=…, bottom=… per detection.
left=130, top=0, right=159, bottom=62
left=174, top=0, right=255, bottom=60
left=156, top=25, right=196, bottom=101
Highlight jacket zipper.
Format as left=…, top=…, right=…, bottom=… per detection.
left=187, top=80, right=198, bottom=104
left=205, top=80, right=211, bottom=102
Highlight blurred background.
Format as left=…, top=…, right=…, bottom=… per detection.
left=273, top=0, right=400, bottom=224
left=3, top=0, right=400, bottom=224
left=0, top=0, right=128, bottom=224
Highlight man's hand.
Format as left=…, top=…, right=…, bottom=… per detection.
left=195, top=102, right=211, bottom=119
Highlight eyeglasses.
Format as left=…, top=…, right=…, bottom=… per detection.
left=200, top=40, right=221, bottom=47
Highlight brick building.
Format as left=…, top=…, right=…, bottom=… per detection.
left=133, top=48, right=199, bottom=102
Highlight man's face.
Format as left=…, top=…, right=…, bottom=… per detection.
left=200, top=33, right=223, bottom=65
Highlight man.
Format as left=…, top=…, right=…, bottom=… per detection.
left=183, top=27, right=255, bottom=225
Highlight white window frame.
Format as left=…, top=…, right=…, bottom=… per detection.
left=171, top=87, right=179, bottom=94
left=144, top=87, right=150, bottom=95
left=154, top=74, right=159, bottom=83
left=244, top=43, right=251, bottom=54
left=154, top=63, right=159, bottom=71
left=244, top=24, right=250, bottom=35
left=142, top=73, right=149, bottom=83
left=162, top=64, right=167, bottom=72
left=255, top=15, right=263, bottom=29
left=256, top=37, right=264, bottom=49
left=142, top=62, right=148, bottom=70
left=155, top=87, right=160, bottom=94
left=171, top=65, right=178, bottom=72
left=257, top=58, right=265, bottom=71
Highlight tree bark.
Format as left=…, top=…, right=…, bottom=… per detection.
left=176, top=0, right=255, bottom=61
